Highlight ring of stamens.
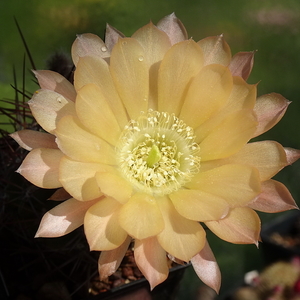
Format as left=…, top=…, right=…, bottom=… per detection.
left=117, top=110, right=200, bottom=196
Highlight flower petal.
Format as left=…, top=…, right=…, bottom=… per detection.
left=248, top=179, right=298, bottom=213
left=157, top=197, right=206, bottom=262
left=197, top=35, right=231, bottom=66
left=118, top=193, right=164, bottom=239
left=55, top=115, right=115, bottom=165
left=170, top=189, right=229, bottom=222
left=191, top=240, right=221, bottom=294
left=17, top=148, right=63, bottom=188
left=135, top=237, right=169, bottom=290
left=180, top=64, right=233, bottom=128
left=98, top=236, right=131, bottom=280
left=110, top=37, right=149, bottom=120
left=29, top=89, right=76, bottom=133
left=132, top=22, right=172, bottom=110
left=48, top=188, right=70, bottom=201
left=84, top=197, right=128, bottom=251
left=35, top=198, right=99, bottom=237
left=229, top=51, right=255, bottom=80
left=194, top=77, right=257, bottom=143
left=76, top=83, right=121, bottom=145
left=71, top=33, right=109, bottom=66
left=157, top=13, right=188, bottom=45
left=186, top=164, right=261, bottom=207
left=95, top=172, right=132, bottom=204
left=198, top=109, right=257, bottom=160
left=59, top=156, right=112, bottom=201
left=74, top=55, right=128, bottom=127
left=284, top=147, right=300, bottom=165
left=158, top=40, right=203, bottom=116
left=105, top=24, right=125, bottom=52
left=219, top=141, right=288, bottom=181
left=33, top=70, right=76, bottom=101
left=205, top=207, right=261, bottom=245
left=253, top=93, right=290, bottom=137
left=10, top=130, right=57, bottom=151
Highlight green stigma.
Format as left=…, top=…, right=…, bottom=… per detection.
left=146, top=144, right=161, bottom=167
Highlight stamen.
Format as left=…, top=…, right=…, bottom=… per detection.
left=117, top=110, right=200, bottom=196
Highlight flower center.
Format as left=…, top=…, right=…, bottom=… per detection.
left=117, top=110, right=200, bottom=196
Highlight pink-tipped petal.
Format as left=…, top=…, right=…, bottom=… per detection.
left=29, top=89, right=76, bottom=134
left=17, top=148, right=63, bottom=188
left=105, top=23, right=125, bottom=52
left=33, top=70, right=76, bottom=101
left=135, top=237, right=169, bottom=290
left=206, top=207, right=261, bottom=245
left=229, top=51, right=255, bottom=80
left=35, top=198, right=99, bottom=237
left=253, top=93, right=290, bottom=137
left=10, top=130, right=57, bottom=151
left=197, top=34, right=231, bottom=66
left=48, top=188, right=71, bottom=201
left=157, top=12, right=188, bottom=45
left=191, top=240, right=221, bottom=294
left=71, top=33, right=109, bottom=66
left=284, top=147, right=300, bottom=165
left=99, top=236, right=131, bottom=280
left=248, top=179, right=298, bottom=213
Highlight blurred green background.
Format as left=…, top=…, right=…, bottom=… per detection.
left=1, top=0, right=300, bottom=299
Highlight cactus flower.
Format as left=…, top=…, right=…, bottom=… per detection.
left=11, top=13, right=300, bottom=292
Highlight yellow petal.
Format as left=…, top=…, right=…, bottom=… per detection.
left=180, top=64, right=233, bottom=128
left=199, top=109, right=257, bottom=160
left=132, top=22, right=172, bottom=110
left=35, top=198, right=99, bottom=237
left=71, top=33, right=109, bottom=66
left=59, top=156, right=113, bottom=201
left=221, top=141, right=288, bottom=181
left=248, top=179, right=298, bottom=213
left=98, top=236, right=131, bottom=280
left=157, top=196, right=206, bottom=262
left=197, top=35, right=231, bottom=66
left=194, top=77, right=257, bottom=143
left=118, top=193, right=164, bottom=239
left=10, top=130, right=57, bottom=151
left=170, top=189, right=229, bottom=221
left=205, top=207, right=261, bottom=245
left=186, top=164, right=261, bottom=207
left=191, top=240, right=221, bottom=294
left=84, top=197, right=127, bottom=250
left=110, top=38, right=149, bottom=120
left=95, top=172, right=132, bottom=204
left=76, top=83, right=121, bottom=145
left=158, top=40, right=204, bottom=116
left=55, top=115, right=115, bottom=165
left=134, top=237, right=169, bottom=290
left=17, top=148, right=63, bottom=188
left=33, top=70, right=76, bottom=101
left=29, top=89, right=76, bottom=134
left=74, top=55, right=128, bottom=128
left=253, top=93, right=290, bottom=137
left=156, top=13, right=188, bottom=45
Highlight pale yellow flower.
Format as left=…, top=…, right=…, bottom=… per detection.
left=11, top=13, right=300, bottom=292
